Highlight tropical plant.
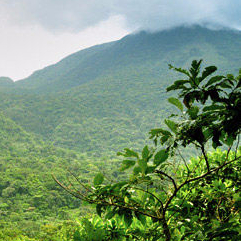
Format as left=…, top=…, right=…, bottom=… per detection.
left=54, top=60, right=241, bottom=240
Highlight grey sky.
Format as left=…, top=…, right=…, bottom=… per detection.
left=0, top=0, right=240, bottom=80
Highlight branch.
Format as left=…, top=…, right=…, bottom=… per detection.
left=201, top=144, right=210, bottom=172
left=155, top=170, right=177, bottom=191
left=163, top=155, right=240, bottom=214
left=235, top=135, right=240, bottom=159
left=67, top=169, right=93, bottom=193
left=52, top=174, right=159, bottom=220
left=133, top=186, right=164, bottom=211
left=177, top=148, right=190, bottom=174
left=52, top=174, right=92, bottom=202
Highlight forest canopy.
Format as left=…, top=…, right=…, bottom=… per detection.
left=54, top=60, right=241, bottom=241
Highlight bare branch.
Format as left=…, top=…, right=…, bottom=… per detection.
left=155, top=170, right=177, bottom=191
left=201, top=144, right=210, bottom=172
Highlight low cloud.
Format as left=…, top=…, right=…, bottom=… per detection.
left=1, top=0, right=240, bottom=32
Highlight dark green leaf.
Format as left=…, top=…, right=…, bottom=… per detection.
left=205, top=75, right=224, bottom=87
left=200, top=66, right=217, bottom=82
left=120, top=159, right=136, bottom=171
left=142, top=145, right=149, bottom=160
left=133, top=166, right=142, bottom=175
left=124, top=212, right=133, bottom=226
left=187, top=106, right=199, bottom=119
left=105, top=210, right=115, bottom=220
left=154, top=149, right=169, bottom=166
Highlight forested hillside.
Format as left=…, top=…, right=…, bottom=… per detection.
left=0, top=26, right=240, bottom=240
left=0, top=114, right=122, bottom=239
left=0, top=26, right=240, bottom=155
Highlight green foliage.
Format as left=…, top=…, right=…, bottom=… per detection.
left=0, top=27, right=241, bottom=240
left=0, top=27, right=240, bottom=156
left=0, top=114, right=125, bottom=240
left=57, top=60, right=240, bottom=241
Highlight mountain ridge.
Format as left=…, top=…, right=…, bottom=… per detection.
left=12, top=25, right=241, bottom=93
left=0, top=26, right=240, bottom=155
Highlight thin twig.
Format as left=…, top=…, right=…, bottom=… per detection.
left=235, top=135, right=240, bottom=159
left=177, top=148, right=190, bottom=174
left=133, top=186, right=164, bottom=211
left=155, top=170, right=177, bottom=191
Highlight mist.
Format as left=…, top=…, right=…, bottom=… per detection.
left=1, top=0, right=240, bottom=32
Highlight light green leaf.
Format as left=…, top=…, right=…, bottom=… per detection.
left=168, top=97, right=183, bottom=112
left=165, top=119, right=178, bottom=133
left=117, top=148, right=139, bottom=158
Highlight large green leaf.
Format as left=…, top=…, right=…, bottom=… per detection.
left=138, top=159, right=147, bottom=173
left=154, top=149, right=169, bottom=166
left=120, top=159, right=136, bottom=171
left=200, top=66, right=217, bottom=82
left=168, top=97, right=183, bottom=112
left=204, top=75, right=224, bottom=87
left=165, top=119, right=178, bottom=133
left=142, top=145, right=150, bottom=161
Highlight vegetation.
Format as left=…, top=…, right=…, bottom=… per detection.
left=0, top=26, right=240, bottom=240
left=0, top=114, right=125, bottom=240
left=54, top=60, right=241, bottom=240
left=0, top=27, right=240, bottom=156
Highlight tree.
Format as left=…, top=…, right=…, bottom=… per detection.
left=53, top=60, right=241, bottom=240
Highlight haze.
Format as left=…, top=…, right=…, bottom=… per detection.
left=0, top=0, right=240, bottom=80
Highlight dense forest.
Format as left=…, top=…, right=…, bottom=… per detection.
left=0, top=27, right=240, bottom=240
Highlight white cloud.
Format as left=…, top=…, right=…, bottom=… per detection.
left=0, top=14, right=128, bottom=80
left=0, top=0, right=240, bottom=32
left=0, top=0, right=240, bottom=79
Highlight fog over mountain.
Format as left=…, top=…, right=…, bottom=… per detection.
left=1, top=0, right=240, bottom=32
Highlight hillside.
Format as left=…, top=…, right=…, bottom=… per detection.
left=1, top=26, right=241, bottom=155
left=0, top=114, right=122, bottom=238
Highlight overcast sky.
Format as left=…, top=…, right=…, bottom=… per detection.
left=0, top=0, right=240, bottom=80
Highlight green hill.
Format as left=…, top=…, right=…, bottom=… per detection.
left=1, top=26, right=240, bottom=156
left=0, top=113, right=122, bottom=239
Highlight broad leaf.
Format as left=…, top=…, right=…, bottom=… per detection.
left=200, top=66, right=217, bottom=82
left=165, top=119, right=178, bottom=133
left=168, top=97, right=183, bottom=112
left=205, top=75, right=224, bottom=87
left=154, top=149, right=169, bottom=166
left=138, top=159, right=147, bottom=173
left=120, top=159, right=136, bottom=171
left=142, top=145, right=149, bottom=160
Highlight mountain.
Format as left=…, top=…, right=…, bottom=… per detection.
left=0, top=77, right=14, bottom=87
left=14, top=26, right=241, bottom=93
left=1, top=26, right=241, bottom=155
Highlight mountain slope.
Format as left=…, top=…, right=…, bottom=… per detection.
left=1, top=26, right=241, bottom=155
left=14, top=26, right=241, bottom=93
